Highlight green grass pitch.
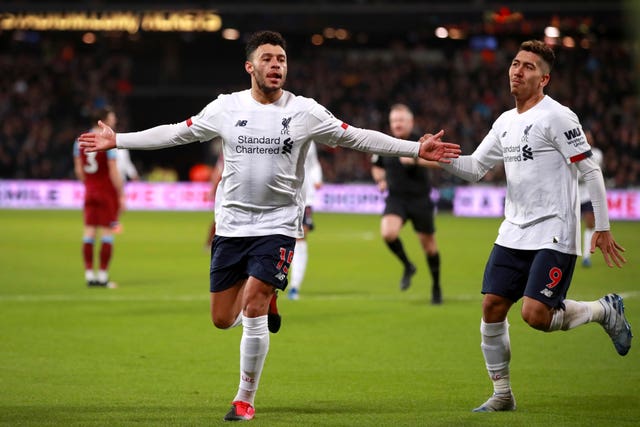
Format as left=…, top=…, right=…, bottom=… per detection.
left=0, top=209, right=638, bottom=426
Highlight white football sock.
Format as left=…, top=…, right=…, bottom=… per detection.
left=97, top=270, right=108, bottom=283
left=289, top=240, right=308, bottom=291
left=548, top=299, right=604, bottom=331
left=583, top=228, right=594, bottom=260
left=548, top=300, right=590, bottom=331
left=480, top=319, right=511, bottom=395
left=230, top=311, right=243, bottom=328
left=588, top=300, right=605, bottom=323
left=234, top=315, right=269, bottom=405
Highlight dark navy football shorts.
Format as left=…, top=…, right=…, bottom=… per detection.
left=383, top=195, right=435, bottom=234
left=482, top=244, right=577, bottom=309
left=209, top=234, right=296, bottom=293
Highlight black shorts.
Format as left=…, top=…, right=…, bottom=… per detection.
left=482, top=244, right=577, bottom=309
left=209, top=235, right=296, bottom=292
left=302, top=206, right=315, bottom=231
left=383, top=194, right=435, bottom=234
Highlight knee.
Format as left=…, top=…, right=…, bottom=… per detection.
left=481, top=296, right=509, bottom=322
left=520, top=306, right=550, bottom=331
left=381, top=229, right=397, bottom=242
left=211, top=313, right=233, bottom=330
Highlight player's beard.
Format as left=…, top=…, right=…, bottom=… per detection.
left=255, top=71, right=285, bottom=95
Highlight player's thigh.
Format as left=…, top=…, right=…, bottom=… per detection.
left=482, top=244, right=533, bottom=302
left=242, top=276, right=277, bottom=317
left=380, top=214, right=403, bottom=239
left=524, top=249, right=576, bottom=310
left=407, top=197, right=436, bottom=235
left=210, top=236, right=250, bottom=293
left=210, top=280, right=246, bottom=327
left=246, top=234, right=296, bottom=291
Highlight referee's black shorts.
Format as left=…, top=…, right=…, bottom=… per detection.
left=383, top=194, right=435, bottom=234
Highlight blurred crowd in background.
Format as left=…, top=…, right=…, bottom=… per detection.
left=0, top=29, right=638, bottom=189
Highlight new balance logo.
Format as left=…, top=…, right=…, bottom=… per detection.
left=522, top=144, right=533, bottom=160
left=282, top=138, right=293, bottom=155
left=235, top=120, right=248, bottom=127
left=563, top=127, right=582, bottom=140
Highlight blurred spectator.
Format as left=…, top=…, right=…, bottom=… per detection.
left=0, top=30, right=637, bottom=188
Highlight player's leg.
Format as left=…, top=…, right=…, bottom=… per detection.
left=473, top=245, right=524, bottom=412
left=474, top=294, right=517, bottom=412
left=417, top=232, right=441, bottom=303
left=527, top=250, right=633, bottom=355
left=521, top=249, right=582, bottom=331
left=381, top=207, right=415, bottom=290
left=223, top=235, right=293, bottom=421
left=288, top=236, right=306, bottom=300
left=209, top=236, right=248, bottom=329
left=582, top=208, right=596, bottom=267
left=412, top=199, right=441, bottom=303
left=210, top=282, right=246, bottom=329
left=97, top=226, right=114, bottom=286
left=289, top=209, right=313, bottom=300
left=82, top=224, right=97, bottom=286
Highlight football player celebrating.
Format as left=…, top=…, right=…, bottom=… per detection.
left=79, top=31, right=460, bottom=421
left=439, top=40, right=631, bottom=412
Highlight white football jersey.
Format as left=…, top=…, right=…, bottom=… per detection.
left=183, top=90, right=416, bottom=238
left=117, top=89, right=420, bottom=238
left=471, top=95, right=592, bottom=254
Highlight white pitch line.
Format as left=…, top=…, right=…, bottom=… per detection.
left=2, top=291, right=637, bottom=304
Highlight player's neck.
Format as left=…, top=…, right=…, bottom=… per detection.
left=251, top=87, right=284, bottom=105
left=515, top=92, right=545, bottom=114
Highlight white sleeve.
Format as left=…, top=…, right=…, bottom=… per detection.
left=116, top=122, right=200, bottom=150
left=440, top=128, right=503, bottom=182
left=576, top=157, right=610, bottom=231
left=305, top=101, right=418, bottom=157
left=440, top=155, right=490, bottom=182
left=338, top=126, right=419, bottom=157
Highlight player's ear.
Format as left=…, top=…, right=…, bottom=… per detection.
left=245, top=61, right=254, bottom=75
left=540, top=73, right=550, bottom=89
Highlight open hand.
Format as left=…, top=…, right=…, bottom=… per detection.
left=78, top=120, right=117, bottom=152
left=592, top=230, right=626, bottom=268
left=418, top=130, right=460, bottom=163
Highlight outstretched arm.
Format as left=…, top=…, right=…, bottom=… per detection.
left=78, top=120, right=116, bottom=152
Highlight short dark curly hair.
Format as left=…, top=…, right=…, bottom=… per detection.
left=245, top=31, right=287, bottom=60
left=519, top=40, right=555, bottom=73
